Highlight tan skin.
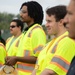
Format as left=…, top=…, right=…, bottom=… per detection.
left=20, top=6, right=34, bottom=26
left=64, top=0, right=75, bottom=39
left=10, top=22, right=22, bottom=37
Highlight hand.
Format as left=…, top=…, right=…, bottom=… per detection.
left=5, top=56, right=17, bottom=66
left=5, top=56, right=11, bottom=63
left=40, top=69, right=57, bottom=75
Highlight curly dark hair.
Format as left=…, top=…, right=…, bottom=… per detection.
left=46, top=5, right=67, bottom=22
left=20, top=1, right=44, bottom=25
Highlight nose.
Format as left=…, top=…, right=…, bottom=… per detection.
left=45, top=23, right=48, bottom=28
left=20, top=13, right=22, bottom=17
left=64, top=14, right=68, bottom=24
left=45, top=21, right=48, bottom=26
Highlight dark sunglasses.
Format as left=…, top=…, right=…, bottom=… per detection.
left=10, top=25, right=17, bottom=28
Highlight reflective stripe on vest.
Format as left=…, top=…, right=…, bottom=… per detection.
left=28, top=25, right=42, bottom=37
left=0, top=43, right=5, bottom=50
left=51, top=35, right=68, bottom=53
left=51, top=43, right=57, bottom=53
left=17, top=63, right=35, bottom=72
left=51, top=56, right=70, bottom=72
left=34, top=45, right=44, bottom=54
left=0, top=43, right=4, bottom=47
left=15, top=40, right=19, bottom=47
left=24, top=50, right=30, bottom=57
left=15, top=35, right=22, bottom=47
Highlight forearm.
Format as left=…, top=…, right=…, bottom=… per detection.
left=31, top=69, right=36, bottom=75
left=16, top=56, right=37, bottom=64
left=5, top=56, right=37, bottom=66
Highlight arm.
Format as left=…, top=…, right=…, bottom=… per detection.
left=31, top=69, right=37, bottom=75
left=5, top=56, right=37, bottom=66
left=40, top=69, right=57, bottom=75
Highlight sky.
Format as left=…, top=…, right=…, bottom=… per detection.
left=0, top=0, right=70, bottom=24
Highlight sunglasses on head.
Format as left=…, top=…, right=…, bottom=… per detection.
left=10, top=25, right=17, bottom=28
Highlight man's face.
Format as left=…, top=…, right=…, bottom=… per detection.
left=65, top=0, right=75, bottom=39
left=10, top=22, right=21, bottom=35
left=45, top=14, right=59, bottom=36
left=20, top=6, right=33, bottom=25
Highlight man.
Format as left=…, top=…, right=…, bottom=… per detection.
left=31, top=5, right=75, bottom=75
left=64, top=0, right=75, bottom=75
left=6, top=19, right=24, bottom=56
left=5, top=1, right=46, bottom=75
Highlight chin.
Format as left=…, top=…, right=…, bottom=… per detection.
left=21, top=19, right=24, bottom=22
left=69, top=34, right=75, bottom=39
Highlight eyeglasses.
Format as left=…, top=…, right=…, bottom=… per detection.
left=10, top=25, right=17, bottom=28
left=20, top=10, right=27, bottom=14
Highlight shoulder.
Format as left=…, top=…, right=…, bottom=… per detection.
left=59, top=37, right=75, bottom=46
left=6, top=36, right=13, bottom=43
left=28, top=24, right=45, bottom=37
left=0, top=42, right=5, bottom=50
left=56, top=37, right=75, bottom=53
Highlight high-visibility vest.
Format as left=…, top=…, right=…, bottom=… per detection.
left=0, top=42, right=6, bottom=67
left=16, top=24, right=46, bottom=75
left=6, top=35, right=22, bottom=56
left=35, top=31, right=75, bottom=75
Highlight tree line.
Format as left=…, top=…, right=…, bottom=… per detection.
left=0, top=12, right=47, bottom=32
left=0, top=12, right=20, bottom=30
left=0, top=12, right=50, bottom=41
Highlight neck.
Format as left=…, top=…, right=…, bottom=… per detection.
left=14, top=31, right=22, bottom=38
left=27, top=19, right=34, bottom=27
left=55, top=27, right=67, bottom=38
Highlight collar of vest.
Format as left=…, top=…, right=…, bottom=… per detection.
left=24, top=23, right=37, bottom=31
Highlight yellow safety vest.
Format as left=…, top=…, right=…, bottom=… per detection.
left=6, top=34, right=22, bottom=56
left=0, top=42, right=6, bottom=67
left=16, top=24, right=46, bottom=75
left=35, top=31, right=75, bottom=75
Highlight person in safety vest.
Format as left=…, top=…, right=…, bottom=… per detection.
left=6, top=19, right=24, bottom=56
left=5, top=1, right=46, bottom=75
left=0, top=30, right=6, bottom=67
left=64, top=0, right=75, bottom=75
left=31, top=5, right=75, bottom=75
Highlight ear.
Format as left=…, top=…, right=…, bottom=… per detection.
left=59, top=19, right=64, bottom=26
left=19, top=26, right=21, bottom=30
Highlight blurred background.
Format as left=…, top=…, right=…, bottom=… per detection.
left=0, top=0, right=70, bottom=41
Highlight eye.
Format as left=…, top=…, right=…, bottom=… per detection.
left=67, top=10, right=72, bottom=15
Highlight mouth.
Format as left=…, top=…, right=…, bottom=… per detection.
left=10, top=29, right=12, bottom=30
left=47, top=27, right=51, bottom=31
left=20, top=17, right=24, bottom=21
